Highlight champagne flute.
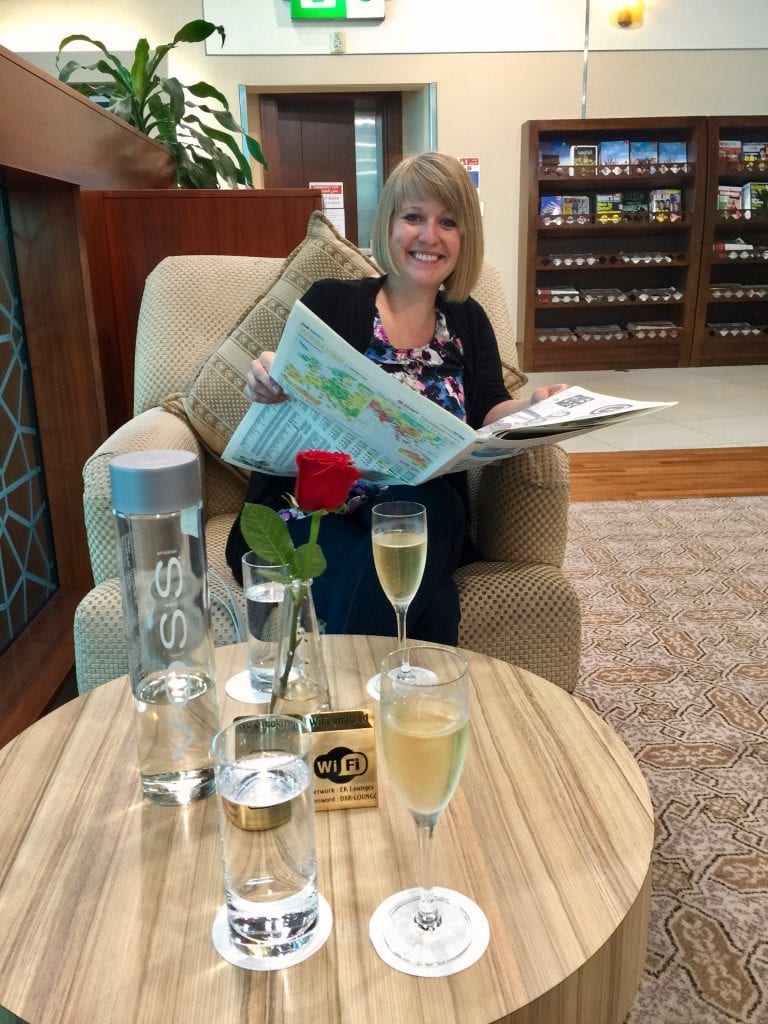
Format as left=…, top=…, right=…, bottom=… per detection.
left=371, top=645, right=477, bottom=970
left=367, top=501, right=427, bottom=700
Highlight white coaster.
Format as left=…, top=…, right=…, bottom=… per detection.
left=224, top=670, right=272, bottom=704
left=365, top=673, right=381, bottom=702
left=369, top=887, right=489, bottom=978
left=212, top=895, right=332, bottom=971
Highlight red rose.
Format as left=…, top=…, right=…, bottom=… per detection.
left=294, top=450, right=360, bottom=512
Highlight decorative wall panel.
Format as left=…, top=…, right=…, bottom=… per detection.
left=0, top=189, right=57, bottom=653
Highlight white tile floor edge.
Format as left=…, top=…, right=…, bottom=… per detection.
left=523, top=364, right=768, bottom=453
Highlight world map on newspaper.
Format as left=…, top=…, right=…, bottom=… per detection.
left=281, top=353, right=445, bottom=473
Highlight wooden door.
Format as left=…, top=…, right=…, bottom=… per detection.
left=259, top=92, right=402, bottom=246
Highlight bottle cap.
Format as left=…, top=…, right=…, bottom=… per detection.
left=110, top=450, right=201, bottom=515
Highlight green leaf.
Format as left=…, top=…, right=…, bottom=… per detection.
left=56, top=58, right=86, bottom=82
left=244, top=134, right=268, bottom=170
left=131, top=38, right=149, bottom=96
left=185, top=118, right=253, bottom=184
left=57, top=34, right=127, bottom=74
left=145, top=41, right=174, bottom=81
left=292, top=543, right=327, bottom=581
left=240, top=506, right=296, bottom=568
left=110, top=95, right=135, bottom=123
left=174, top=151, right=218, bottom=188
left=162, top=76, right=187, bottom=121
left=94, top=58, right=133, bottom=93
left=173, top=20, right=224, bottom=45
left=187, top=80, right=232, bottom=111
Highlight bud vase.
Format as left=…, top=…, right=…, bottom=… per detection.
left=271, top=578, right=332, bottom=717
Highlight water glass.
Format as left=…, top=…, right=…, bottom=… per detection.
left=242, top=552, right=290, bottom=696
left=211, top=715, right=319, bottom=959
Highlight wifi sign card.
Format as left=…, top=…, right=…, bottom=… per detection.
left=309, top=710, right=378, bottom=810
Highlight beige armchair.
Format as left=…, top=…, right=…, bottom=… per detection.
left=75, top=252, right=580, bottom=693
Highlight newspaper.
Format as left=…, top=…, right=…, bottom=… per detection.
left=222, top=301, right=676, bottom=485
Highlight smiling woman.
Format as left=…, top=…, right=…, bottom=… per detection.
left=226, top=151, right=568, bottom=648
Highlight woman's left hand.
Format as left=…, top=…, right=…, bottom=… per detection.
left=531, top=382, right=569, bottom=404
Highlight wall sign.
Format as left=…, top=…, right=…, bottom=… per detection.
left=290, top=0, right=385, bottom=20
left=309, top=181, right=346, bottom=236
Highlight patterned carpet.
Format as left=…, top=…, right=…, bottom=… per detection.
left=565, top=496, right=768, bottom=1024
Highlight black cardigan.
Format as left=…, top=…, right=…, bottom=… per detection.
left=300, top=276, right=511, bottom=431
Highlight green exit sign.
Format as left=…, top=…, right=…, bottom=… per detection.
left=290, top=0, right=385, bottom=20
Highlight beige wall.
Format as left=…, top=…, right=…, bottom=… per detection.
left=4, top=0, right=768, bottom=324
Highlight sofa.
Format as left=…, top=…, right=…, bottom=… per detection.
left=74, top=212, right=581, bottom=693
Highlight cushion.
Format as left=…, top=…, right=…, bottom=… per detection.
left=171, top=210, right=380, bottom=458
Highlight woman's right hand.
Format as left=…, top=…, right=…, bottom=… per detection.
left=244, top=351, right=287, bottom=404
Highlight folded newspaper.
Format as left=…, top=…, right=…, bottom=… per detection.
left=222, top=300, right=676, bottom=484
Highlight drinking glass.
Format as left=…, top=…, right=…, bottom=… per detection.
left=210, top=715, right=323, bottom=963
left=225, top=553, right=289, bottom=703
left=373, top=645, right=473, bottom=968
left=367, top=501, right=427, bottom=700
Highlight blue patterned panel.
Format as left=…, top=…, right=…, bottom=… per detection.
left=0, top=189, right=57, bottom=654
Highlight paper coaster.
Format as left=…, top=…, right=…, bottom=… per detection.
left=369, top=887, right=489, bottom=978
left=212, top=895, right=332, bottom=971
left=224, top=670, right=272, bottom=704
left=365, top=673, right=381, bottom=702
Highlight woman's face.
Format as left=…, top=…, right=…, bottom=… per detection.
left=388, top=195, right=461, bottom=292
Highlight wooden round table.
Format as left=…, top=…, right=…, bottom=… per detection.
left=0, top=637, right=653, bottom=1024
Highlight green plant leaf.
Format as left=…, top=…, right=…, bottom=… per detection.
left=93, top=58, right=134, bottom=93
left=240, top=506, right=296, bottom=568
left=185, top=117, right=253, bottom=183
left=173, top=20, right=224, bottom=45
left=56, top=19, right=263, bottom=190
left=58, top=33, right=119, bottom=61
left=56, top=58, right=87, bottom=82
left=186, top=80, right=232, bottom=111
left=131, top=38, right=149, bottom=97
left=162, top=76, right=187, bottom=121
left=175, top=152, right=218, bottom=188
left=292, top=542, right=327, bottom=581
left=110, top=95, right=135, bottom=122
left=243, top=134, right=268, bottom=169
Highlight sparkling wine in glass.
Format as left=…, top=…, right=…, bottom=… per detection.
left=370, top=645, right=480, bottom=970
left=368, top=501, right=427, bottom=699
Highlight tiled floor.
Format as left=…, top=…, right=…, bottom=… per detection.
left=524, top=363, right=768, bottom=453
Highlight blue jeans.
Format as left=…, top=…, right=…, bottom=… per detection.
left=285, top=480, right=464, bottom=645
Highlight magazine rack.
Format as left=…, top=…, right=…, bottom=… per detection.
left=520, top=116, right=707, bottom=373
left=521, top=115, right=768, bottom=371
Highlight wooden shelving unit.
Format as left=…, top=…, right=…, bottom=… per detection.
left=519, top=117, right=707, bottom=373
left=693, top=116, right=768, bottom=366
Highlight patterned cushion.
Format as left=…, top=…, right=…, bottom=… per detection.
left=174, top=211, right=380, bottom=457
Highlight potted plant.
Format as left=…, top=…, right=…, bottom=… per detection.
left=56, top=19, right=267, bottom=188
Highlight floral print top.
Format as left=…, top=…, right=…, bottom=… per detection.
left=363, top=307, right=467, bottom=422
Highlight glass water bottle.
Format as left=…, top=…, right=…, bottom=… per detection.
left=110, top=450, right=220, bottom=805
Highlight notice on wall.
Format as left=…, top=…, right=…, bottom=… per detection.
left=459, top=156, right=480, bottom=188
left=310, top=180, right=346, bottom=236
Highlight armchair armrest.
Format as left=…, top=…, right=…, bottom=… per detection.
left=83, top=407, right=203, bottom=584
left=474, top=444, right=570, bottom=567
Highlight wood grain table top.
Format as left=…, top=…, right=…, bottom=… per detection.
left=0, top=636, right=653, bottom=1024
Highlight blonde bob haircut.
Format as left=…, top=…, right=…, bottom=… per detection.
left=371, top=151, right=484, bottom=302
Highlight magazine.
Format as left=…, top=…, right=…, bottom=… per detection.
left=222, top=301, right=676, bottom=485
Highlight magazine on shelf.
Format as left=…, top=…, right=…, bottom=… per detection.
left=222, top=300, right=676, bottom=485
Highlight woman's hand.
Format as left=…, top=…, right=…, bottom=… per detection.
left=530, top=382, right=569, bottom=404
left=482, top=382, right=571, bottom=426
left=244, top=352, right=287, bottom=404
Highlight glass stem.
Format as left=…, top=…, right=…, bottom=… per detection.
left=414, top=821, right=441, bottom=931
left=394, top=602, right=410, bottom=672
